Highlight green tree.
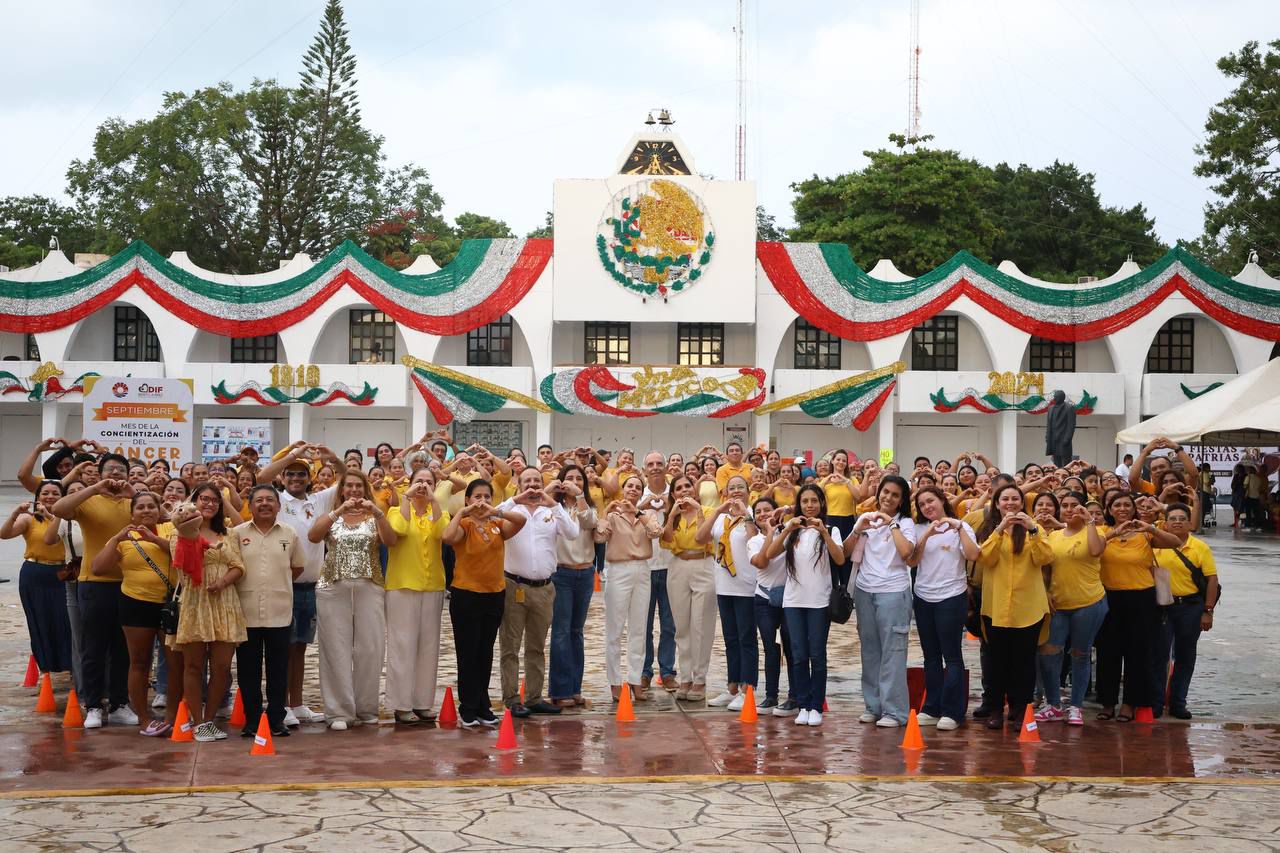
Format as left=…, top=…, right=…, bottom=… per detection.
left=527, top=211, right=554, bottom=239
left=0, top=195, right=104, bottom=256
left=1194, top=39, right=1280, bottom=270
left=756, top=205, right=785, bottom=241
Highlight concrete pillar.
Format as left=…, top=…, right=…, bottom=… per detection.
left=287, top=405, right=309, bottom=449
left=42, top=403, right=67, bottom=446
left=997, top=411, right=1018, bottom=473
left=535, top=410, right=552, bottom=451
left=876, top=406, right=895, bottom=466
left=754, top=412, right=772, bottom=449
left=410, top=389, right=428, bottom=440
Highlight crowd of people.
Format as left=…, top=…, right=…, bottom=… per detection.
left=3, top=430, right=1229, bottom=740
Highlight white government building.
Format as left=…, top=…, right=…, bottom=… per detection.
left=1, top=130, right=1278, bottom=482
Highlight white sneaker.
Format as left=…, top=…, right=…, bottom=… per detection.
left=859, top=712, right=878, bottom=723
left=292, top=705, right=325, bottom=723
left=216, top=701, right=233, bottom=720
left=937, top=716, right=959, bottom=731
left=108, top=706, right=139, bottom=726
left=807, top=711, right=823, bottom=727
left=84, top=708, right=103, bottom=730
left=152, top=693, right=166, bottom=709
left=875, top=716, right=901, bottom=728
left=727, top=693, right=746, bottom=712
left=707, top=691, right=735, bottom=707
left=795, top=709, right=811, bottom=725
left=915, top=711, right=939, bottom=727
left=283, top=707, right=300, bottom=728
left=329, top=719, right=348, bottom=731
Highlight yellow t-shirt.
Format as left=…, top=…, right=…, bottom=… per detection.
left=715, top=462, right=754, bottom=496
left=452, top=516, right=506, bottom=593
left=588, top=484, right=608, bottom=516
left=22, top=517, right=65, bottom=563
left=75, top=494, right=133, bottom=581
left=386, top=505, right=449, bottom=592
left=1046, top=527, right=1105, bottom=610
left=771, top=484, right=797, bottom=509
left=821, top=476, right=858, bottom=516
left=698, top=480, right=720, bottom=508
left=446, top=471, right=484, bottom=517
left=1154, top=535, right=1217, bottom=598
left=1100, top=533, right=1156, bottom=591
left=662, top=508, right=712, bottom=554
left=976, top=530, right=1054, bottom=629
left=118, top=526, right=178, bottom=604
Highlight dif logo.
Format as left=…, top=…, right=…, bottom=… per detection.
left=135, top=382, right=165, bottom=398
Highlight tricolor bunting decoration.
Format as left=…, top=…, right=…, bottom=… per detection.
left=757, top=243, right=1280, bottom=343
left=755, top=362, right=905, bottom=430
left=212, top=380, right=378, bottom=406
left=0, top=365, right=99, bottom=402
left=0, top=238, right=551, bottom=336
left=1180, top=382, right=1224, bottom=400
left=403, top=357, right=550, bottom=425
left=930, top=388, right=1097, bottom=415
left=539, top=365, right=766, bottom=418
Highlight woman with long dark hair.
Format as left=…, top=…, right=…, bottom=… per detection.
left=1, top=480, right=73, bottom=679
left=745, top=496, right=793, bottom=715
left=549, top=464, right=598, bottom=708
left=661, top=474, right=714, bottom=702
left=820, top=449, right=862, bottom=584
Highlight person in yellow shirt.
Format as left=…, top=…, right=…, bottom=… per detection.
left=819, top=449, right=862, bottom=584
left=1153, top=502, right=1219, bottom=719
left=1094, top=490, right=1181, bottom=722
left=974, top=484, right=1054, bottom=730
left=385, top=468, right=449, bottom=724
left=767, top=464, right=799, bottom=510
left=714, top=441, right=754, bottom=496
left=695, top=455, right=721, bottom=508
left=1035, top=491, right=1107, bottom=726
left=661, top=475, right=715, bottom=702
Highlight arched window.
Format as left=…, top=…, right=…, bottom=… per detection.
left=1145, top=319, right=1194, bottom=374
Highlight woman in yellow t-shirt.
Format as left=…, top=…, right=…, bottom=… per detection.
left=90, top=491, right=183, bottom=736
left=660, top=475, right=714, bottom=701
left=768, top=464, right=799, bottom=510
left=820, top=450, right=861, bottom=583
left=1094, top=490, right=1181, bottom=722
left=695, top=456, right=721, bottom=508
left=1036, top=491, right=1106, bottom=726
left=1, top=480, right=73, bottom=680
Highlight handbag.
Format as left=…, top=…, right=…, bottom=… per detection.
left=827, top=569, right=854, bottom=624
left=1153, top=561, right=1174, bottom=606
left=130, top=539, right=181, bottom=635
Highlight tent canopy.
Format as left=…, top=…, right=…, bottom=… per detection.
left=1116, top=358, right=1280, bottom=446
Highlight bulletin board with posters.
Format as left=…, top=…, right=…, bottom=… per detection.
left=201, top=419, right=274, bottom=463
left=83, top=377, right=194, bottom=466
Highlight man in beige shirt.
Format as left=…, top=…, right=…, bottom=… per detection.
left=230, top=485, right=304, bottom=737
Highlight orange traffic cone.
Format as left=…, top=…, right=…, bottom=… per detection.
left=494, top=708, right=518, bottom=749
left=823, top=698, right=829, bottom=713
left=520, top=678, right=526, bottom=703
left=593, top=572, right=602, bottom=593
left=438, top=686, right=458, bottom=726
left=62, top=689, right=84, bottom=728
left=36, top=672, right=56, bottom=713
left=1018, top=705, right=1041, bottom=743
left=229, top=688, right=246, bottom=728
left=1134, top=706, right=1155, bottom=724
left=250, top=712, right=275, bottom=756
left=22, top=655, right=38, bottom=688
left=170, top=701, right=195, bottom=742
left=738, top=685, right=758, bottom=723
left=900, top=710, right=926, bottom=750
left=615, top=685, right=636, bottom=722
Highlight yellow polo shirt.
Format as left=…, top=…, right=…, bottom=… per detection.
left=75, top=494, right=133, bottom=581
left=662, top=508, right=712, bottom=554
left=1101, top=533, right=1156, bottom=591
left=387, top=505, right=449, bottom=592
left=821, top=476, right=858, bottom=516
left=715, top=462, right=754, bottom=495
left=1155, top=535, right=1216, bottom=598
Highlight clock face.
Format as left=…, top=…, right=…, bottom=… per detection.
left=621, top=140, right=691, bottom=175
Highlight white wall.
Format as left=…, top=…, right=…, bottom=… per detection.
left=552, top=413, right=745, bottom=458
left=308, top=308, right=410, bottom=364
left=772, top=419, right=876, bottom=463
left=897, top=311, right=995, bottom=372
left=0, top=411, right=41, bottom=484
left=1018, top=338, right=1115, bottom=373
left=896, top=415, right=999, bottom=466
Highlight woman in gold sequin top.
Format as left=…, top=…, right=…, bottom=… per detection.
left=308, top=469, right=398, bottom=730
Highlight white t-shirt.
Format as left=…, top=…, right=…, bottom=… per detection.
left=911, top=519, right=974, bottom=602
left=853, top=511, right=918, bottom=594
left=1115, top=463, right=1130, bottom=479
left=748, top=533, right=787, bottom=597
left=641, top=485, right=670, bottom=570
left=711, top=514, right=757, bottom=597
left=781, top=526, right=836, bottom=609
left=278, top=485, right=337, bottom=584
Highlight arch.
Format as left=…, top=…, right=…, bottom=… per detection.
left=1017, top=336, right=1116, bottom=373
left=896, top=309, right=996, bottom=372
left=0, top=332, right=36, bottom=361
left=307, top=303, right=409, bottom=364
left=1142, top=312, right=1239, bottom=375
left=432, top=313, right=534, bottom=367
left=771, top=317, right=871, bottom=372
left=185, top=330, right=288, bottom=365
left=65, top=300, right=165, bottom=363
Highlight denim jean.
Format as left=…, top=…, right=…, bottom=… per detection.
left=548, top=567, right=595, bottom=700
left=642, top=569, right=676, bottom=680
left=854, top=586, right=912, bottom=722
left=1038, top=596, right=1108, bottom=709
left=912, top=591, right=969, bottom=721
left=784, top=606, right=829, bottom=711
left=717, top=594, right=757, bottom=687
left=1156, top=600, right=1204, bottom=713
left=755, top=595, right=796, bottom=703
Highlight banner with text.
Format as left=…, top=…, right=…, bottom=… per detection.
left=83, top=377, right=194, bottom=466
left=1182, top=445, right=1278, bottom=501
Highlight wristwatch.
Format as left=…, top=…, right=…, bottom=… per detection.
left=889, top=522, right=900, bottom=530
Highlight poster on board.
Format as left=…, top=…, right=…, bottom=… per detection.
left=1182, top=445, right=1278, bottom=501
left=202, top=419, right=274, bottom=463
left=83, top=377, right=194, bottom=466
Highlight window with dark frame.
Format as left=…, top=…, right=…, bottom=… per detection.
left=113, top=306, right=160, bottom=361
left=1146, top=318, right=1194, bottom=374
left=1028, top=336, right=1076, bottom=372
left=348, top=309, right=396, bottom=364
left=467, top=314, right=514, bottom=367
left=230, top=335, right=279, bottom=364
left=584, top=321, right=631, bottom=365
left=793, top=319, right=841, bottom=369
left=677, top=322, right=724, bottom=366
left=910, top=315, right=958, bottom=371
left=23, top=333, right=38, bottom=361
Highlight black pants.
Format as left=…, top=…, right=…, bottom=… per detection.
left=78, top=581, right=129, bottom=710
left=983, top=616, right=1042, bottom=721
left=237, top=626, right=291, bottom=732
left=449, top=587, right=505, bottom=718
left=1095, top=587, right=1160, bottom=709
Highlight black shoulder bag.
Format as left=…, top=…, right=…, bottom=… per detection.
left=130, top=539, right=181, bottom=635
left=1171, top=548, right=1221, bottom=606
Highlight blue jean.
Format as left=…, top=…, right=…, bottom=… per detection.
left=755, top=596, right=796, bottom=702
left=548, top=567, right=595, bottom=700
left=854, top=586, right=912, bottom=722
left=643, top=569, right=676, bottom=679
left=1039, top=596, right=1109, bottom=709
left=717, top=595, right=757, bottom=687
left=912, top=591, right=968, bottom=720
left=784, top=606, right=829, bottom=711
left=1157, top=600, right=1203, bottom=713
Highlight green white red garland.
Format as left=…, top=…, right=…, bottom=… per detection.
left=212, top=380, right=378, bottom=406
left=0, top=369, right=99, bottom=402
left=540, top=366, right=765, bottom=418
left=930, top=388, right=1097, bottom=415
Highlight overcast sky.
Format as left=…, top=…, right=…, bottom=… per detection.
left=0, top=0, right=1268, bottom=263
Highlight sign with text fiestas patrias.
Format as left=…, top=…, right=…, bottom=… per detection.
left=82, top=377, right=194, bottom=466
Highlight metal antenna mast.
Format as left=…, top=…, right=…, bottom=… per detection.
left=734, top=0, right=746, bottom=180
left=907, top=0, right=922, bottom=144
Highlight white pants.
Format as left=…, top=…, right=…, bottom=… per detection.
left=384, top=588, right=444, bottom=712
left=667, top=556, right=718, bottom=685
left=604, top=560, right=651, bottom=687
left=317, top=579, right=385, bottom=723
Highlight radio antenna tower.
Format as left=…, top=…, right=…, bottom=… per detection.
left=734, top=0, right=746, bottom=180
left=906, top=0, right=922, bottom=145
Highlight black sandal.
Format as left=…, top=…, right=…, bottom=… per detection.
left=1096, top=708, right=1115, bottom=721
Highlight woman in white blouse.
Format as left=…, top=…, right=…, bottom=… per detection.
left=843, top=474, right=917, bottom=728
left=907, top=486, right=980, bottom=730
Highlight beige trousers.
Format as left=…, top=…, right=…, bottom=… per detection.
left=316, top=579, right=385, bottom=723
left=384, top=588, right=444, bottom=712
left=604, top=559, right=651, bottom=687
left=667, top=556, right=718, bottom=684
left=499, top=578, right=555, bottom=705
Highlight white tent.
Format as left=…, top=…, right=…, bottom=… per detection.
left=1116, top=358, right=1280, bottom=445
